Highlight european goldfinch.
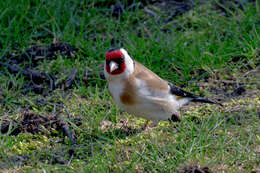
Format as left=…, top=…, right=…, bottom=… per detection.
left=104, top=48, right=220, bottom=128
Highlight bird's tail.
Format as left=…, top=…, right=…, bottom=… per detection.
left=191, top=97, right=223, bottom=106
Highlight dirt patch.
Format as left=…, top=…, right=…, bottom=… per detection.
left=0, top=111, right=79, bottom=144
left=0, top=42, right=78, bottom=95
left=195, top=67, right=260, bottom=103
left=213, top=0, right=257, bottom=16
left=101, top=118, right=142, bottom=139
left=0, top=112, right=60, bottom=135
left=182, top=165, right=213, bottom=173
left=0, top=110, right=77, bottom=166
left=95, top=0, right=200, bottom=20
left=140, top=0, right=256, bottom=33
left=223, top=113, right=256, bottom=126
left=3, top=42, right=77, bottom=67
left=0, top=155, right=30, bottom=169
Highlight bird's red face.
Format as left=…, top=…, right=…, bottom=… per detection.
left=105, top=49, right=126, bottom=75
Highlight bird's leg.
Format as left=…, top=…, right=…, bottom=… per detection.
left=142, top=120, right=158, bottom=131
left=170, top=112, right=181, bottom=122
left=150, top=120, right=159, bottom=127
left=142, top=120, right=150, bottom=130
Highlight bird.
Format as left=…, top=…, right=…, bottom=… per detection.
left=104, top=48, right=221, bottom=129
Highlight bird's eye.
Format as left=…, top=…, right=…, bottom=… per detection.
left=118, top=57, right=124, bottom=63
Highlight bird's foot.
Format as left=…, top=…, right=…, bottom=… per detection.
left=142, top=120, right=150, bottom=131
left=170, top=112, right=181, bottom=122
left=141, top=120, right=158, bottom=131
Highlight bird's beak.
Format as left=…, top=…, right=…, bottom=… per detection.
left=109, top=61, right=118, bottom=73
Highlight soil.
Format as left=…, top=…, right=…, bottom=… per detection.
left=0, top=42, right=78, bottom=95
left=182, top=165, right=213, bottom=173
left=0, top=111, right=80, bottom=143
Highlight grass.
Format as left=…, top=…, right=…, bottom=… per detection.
left=0, top=0, right=259, bottom=172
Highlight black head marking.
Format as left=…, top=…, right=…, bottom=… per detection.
left=107, top=47, right=121, bottom=53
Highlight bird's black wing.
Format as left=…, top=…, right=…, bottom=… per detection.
left=168, top=82, right=222, bottom=105
left=168, top=83, right=197, bottom=98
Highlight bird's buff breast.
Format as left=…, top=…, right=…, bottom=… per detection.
left=108, top=79, right=136, bottom=108
left=108, top=79, right=177, bottom=121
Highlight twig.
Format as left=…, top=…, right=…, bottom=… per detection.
left=64, top=68, right=77, bottom=89
left=0, top=62, right=55, bottom=92
left=58, top=119, right=75, bottom=145
left=36, top=99, right=75, bottom=143
left=36, top=99, right=72, bottom=119
left=242, top=69, right=260, bottom=77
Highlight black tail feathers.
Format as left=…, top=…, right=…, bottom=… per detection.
left=192, top=97, right=223, bottom=106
